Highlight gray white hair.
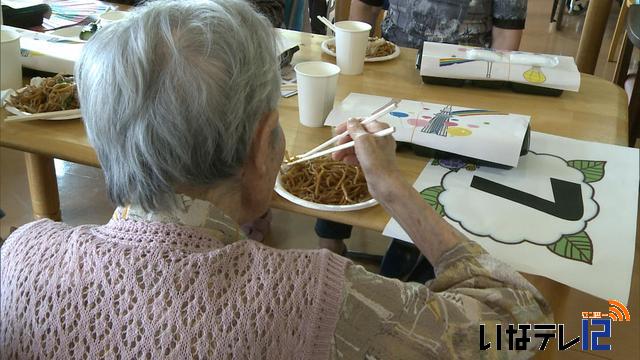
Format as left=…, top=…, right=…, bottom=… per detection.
left=75, top=0, right=281, bottom=210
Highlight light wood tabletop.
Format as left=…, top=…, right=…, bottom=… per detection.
left=1, top=29, right=637, bottom=359
left=1, top=30, right=630, bottom=227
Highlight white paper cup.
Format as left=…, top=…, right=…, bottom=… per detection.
left=294, top=61, right=340, bottom=127
left=1, top=28, right=22, bottom=90
left=334, top=21, right=371, bottom=75
left=99, top=11, right=128, bottom=26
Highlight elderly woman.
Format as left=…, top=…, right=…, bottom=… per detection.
left=1, top=0, right=551, bottom=358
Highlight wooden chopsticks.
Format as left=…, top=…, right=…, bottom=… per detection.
left=317, top=16, right=337, bottom=32
left=296, top=101, right=398, bottom=159
left=283, top=126, right=396, bottom=167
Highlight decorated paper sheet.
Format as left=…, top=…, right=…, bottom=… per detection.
left=420, top=42, right=581, bottom=92
left=5, top=26, right=83, bottom=74
left=276, top=29, right=299, bottom=54
left=325, top=93, right=530, bottom=167
left=383, top=132, right=639, bottom=304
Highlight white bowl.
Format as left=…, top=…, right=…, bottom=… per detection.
left=274, top=172, right=378, bottom=212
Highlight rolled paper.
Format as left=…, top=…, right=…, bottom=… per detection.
left=509, top=53, right=559, bottom=67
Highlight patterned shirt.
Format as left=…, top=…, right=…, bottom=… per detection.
left=115, top=194, right=552, bottom=358
left=360, top=0, right=527, bottom=48
left=251, top=0, right=285, bottom=27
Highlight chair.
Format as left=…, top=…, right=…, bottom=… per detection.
left=550, top=0, right=566, bottom=31
left=613, top=4, right=639, bottom=146
left=608, top=0, right=634, bottom=62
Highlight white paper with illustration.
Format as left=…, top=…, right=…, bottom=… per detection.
left=383, top=132, right=639, bottom=304
left=325, top=93, right=530, bottom=167
left=419, top=42, right=581, bottom=92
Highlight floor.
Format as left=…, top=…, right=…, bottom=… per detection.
left=0, top=1, right=636, bottom=261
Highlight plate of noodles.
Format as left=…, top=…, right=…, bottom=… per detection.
left=276, top=156, right=378, bottom=212
left=3, top=74, right=80, bottom=120
left=321, top=37, right=400, bottom=62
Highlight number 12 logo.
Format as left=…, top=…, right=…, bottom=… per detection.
left=582, top=318, right=611, bottom=351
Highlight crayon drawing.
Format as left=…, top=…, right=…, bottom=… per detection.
left=523, top=66, right=547, bottom=84
left=383, top=132, right=639, bottom=303
left=423, top=42, right=581, bottom=91
left=417, top=105, right=507, bottom=137
left=324, top=93, right=530, bottom=167
left=439, top=56, right=494, bottom=78
left=424, top=152, right=603, bottom=264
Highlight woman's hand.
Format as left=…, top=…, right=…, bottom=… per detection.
left=332, top=119, right=404, bottom=200
left=334, top=119, right=467, bottom=264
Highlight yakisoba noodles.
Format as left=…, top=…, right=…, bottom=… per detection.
left=366, top=38, right=396, bottom=58
left=327, top=37, right=396, bottom=58
left=281, top=155, right=372, bottom=205
left=7, top=74, right=79, bottom=113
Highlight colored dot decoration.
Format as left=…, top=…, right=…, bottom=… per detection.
left=444, top=121, right=458, bottom=127
left=390, top=111, right=409, bottom=118
left=468, top=124, right=479, bottom=128
left=523, top=66, right=546, bottom=84
left=407, top=118, right=429, bottom=127
left=447, top=127, right=472, bottom=137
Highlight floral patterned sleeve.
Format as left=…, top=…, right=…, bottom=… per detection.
left=492, top=0, right=527, bottom=30
left=331, top=241, right=553, bottom=359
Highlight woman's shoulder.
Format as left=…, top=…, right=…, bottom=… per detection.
left=233, top=240, right=352, bottom=277
left=1, top=219, right=86, bottom=256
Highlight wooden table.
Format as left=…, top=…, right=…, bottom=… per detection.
left=1, top=30, right=637, bottom=358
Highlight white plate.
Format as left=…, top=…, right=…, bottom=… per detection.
left=275, top=173, right=378, bottom=212
left=4, top=104, right=81, bottom=120
left=3, top=85, right=80, bottom=121
left=49, top=25, right=87, bottom=43
left=321, top=38, right=401, bottom=62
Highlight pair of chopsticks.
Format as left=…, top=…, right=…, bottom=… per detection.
left=297, top=101, right=397, bottom=158
left=284, top=126, right=395, bottom=167
left=4, top=109, right=81, bottom=122
left=317, top=16, right=336, bottom=32
left=281, top=83, right=298, bottom=91
left=283, top=101, right=398, bottom=167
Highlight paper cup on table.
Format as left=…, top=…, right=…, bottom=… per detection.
left=1, top=28, right=22, bottom=90
left=334, top=21, right=371, bottom=75
left=294, top=61, right=340, bottom=127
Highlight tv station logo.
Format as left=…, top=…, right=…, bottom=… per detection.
left=480, top=300, right=631, bottom=351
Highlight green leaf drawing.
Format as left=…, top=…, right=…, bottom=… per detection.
left=546, top=231, right=593, bottom=264
left=567, top=160, right=606, bottom=183
left=420, top=186, right=445, bottom=217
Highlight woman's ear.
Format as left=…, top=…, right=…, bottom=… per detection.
left=247, top=110, right=279, bottom=175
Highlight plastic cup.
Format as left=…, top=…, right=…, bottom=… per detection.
left=294, top=61, right=340, bottom=127
left=333, top=21, right=371, bottom=75
left=1, top=29, right=22, bottom=90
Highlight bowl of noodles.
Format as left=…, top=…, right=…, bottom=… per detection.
left=3, top=74, right=80, bottom=120
left=276, top=156, right=378, bottom=212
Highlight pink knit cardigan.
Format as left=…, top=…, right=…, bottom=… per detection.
left=1, top=219, right=350, bottom=359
